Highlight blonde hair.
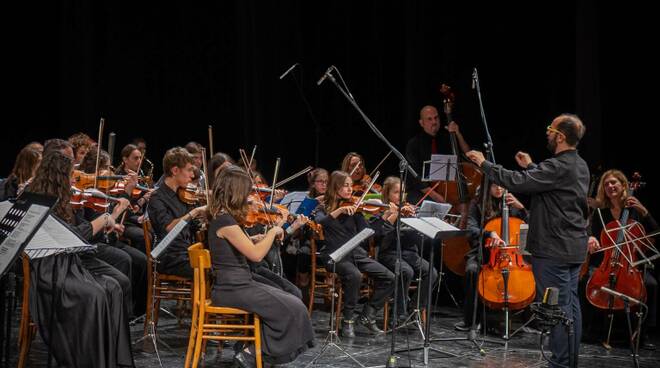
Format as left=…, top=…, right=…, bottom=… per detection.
left=381, top=176, right=400, bottom=204
left=594, top=169, right=629, bottom=209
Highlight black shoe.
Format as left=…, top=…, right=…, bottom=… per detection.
left=359, top=304, right=384, bottom=335
left=341, top=319, right=356, bottom=338
left=233, top=351, right=256, bottom=368
left=641, top=334, right=656, bottom=350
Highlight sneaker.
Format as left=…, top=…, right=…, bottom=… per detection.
left=454, top=321, right=470, bottom=331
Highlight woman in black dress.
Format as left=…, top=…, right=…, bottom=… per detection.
left=207, top=165, right=314, bottom=367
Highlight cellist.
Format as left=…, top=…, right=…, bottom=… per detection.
left=584, top=169, right=658, bottom=349
left=456, top=183, right=527, bottom=332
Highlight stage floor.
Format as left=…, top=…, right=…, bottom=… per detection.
left=8, top=301, right=660, bottom=367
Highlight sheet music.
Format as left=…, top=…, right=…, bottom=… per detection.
left=424, top=154, right=457, bottom=182
left=418, top=200, right=452, bottom=219
left=25, top=214, right=93, bottom=259
left=0, top=201, right=50, bottom=270
left=151, top=219, right=190, bottom=259
left=401, top=217, right=460, bottom=239
left=329, top=228, right=375, bottom=263
left=279, top=191, right=308, bottom=214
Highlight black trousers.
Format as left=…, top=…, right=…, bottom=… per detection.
left=379, top=250, right=437, bottom=317
left=327, top=248, right=394, bottom=320
left=531, top=257, right=582, bottom=368
left=123, top=222, right=148, bottom=254
left=463, top=253, right=480, bottom=326
left=94, top=242, right=148, bottom=316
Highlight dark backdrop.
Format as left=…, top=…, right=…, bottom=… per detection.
left=5, top=1, right=657, bottom=215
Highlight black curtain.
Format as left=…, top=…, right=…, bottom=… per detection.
left=5, top=0, right=657, bottom=216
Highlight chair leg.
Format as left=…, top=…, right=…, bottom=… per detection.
left=192, top=312, right=205, bottom=367
left=383, top=301, right=390, bottom=333
left=254, top=315, right=263, bottom=368
left=308, top=271, right=316, bottom=316
left=184, top=302, right=198, bottom=368
left=335, top=286, right=343, bottom=334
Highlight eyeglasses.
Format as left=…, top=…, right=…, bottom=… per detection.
left=546, top=125, right=564, bottom=136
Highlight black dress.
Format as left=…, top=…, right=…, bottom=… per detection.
left=28, top=213, right=133, bottom=367
left=208, top=213, right=314, bottom=364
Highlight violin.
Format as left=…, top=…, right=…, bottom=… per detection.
left=339, top=196, right=390, bottom=215
left=352, top=175, right=382, bottom=196
left=177, top=184, right=207, bottom=205
left=70, top=187, right=121, bottom=212
left=252, top=184, right=287, bottom=202
left=477, top=190, right=535, bottom=310
left=586, top=173, right=647, bottom=311
left=71, top=170, right=125, bottom=192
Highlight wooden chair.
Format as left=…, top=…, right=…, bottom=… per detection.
left=143, top=219, right=192, bottom=336
left=17, top=254, right=37, bottom=368
left=185, top=243, right=263, bottom=368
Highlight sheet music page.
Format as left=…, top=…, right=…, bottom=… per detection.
left=401, top=217, right=459, bottom=239
left=1, top=202, right=50, bottom=268
left=279, top=191, right=308, bottom=214
left=151, top=219, right=189, bottom=259
left=428, top=154, right=457, bottom=181
left=25, top=214, right=93, bottom=259
left=329, top=228, right=375, bottom=263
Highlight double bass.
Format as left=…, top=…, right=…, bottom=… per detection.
left=477, top=190, right=536, bottom=310
left=437, top=84, right=483, bottom=276
left=586, top=174, right=647, bottom=311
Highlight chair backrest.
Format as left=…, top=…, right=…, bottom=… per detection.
left=187, top=243, right=210, bottom=308
left=143, top=219, right=153, bottom=256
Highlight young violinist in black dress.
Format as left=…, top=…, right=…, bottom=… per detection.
left=207, top=165, right=314, bottom=367
left=314, top=170, right=394, bottom=337
left=376, top=176, right=438, bottom=324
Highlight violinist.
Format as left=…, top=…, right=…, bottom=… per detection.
left=377, top=176, right=438, bottom=325
left=340, top=152, right=377, bottom=195
left=147, top=147, right=207, bottom=278
left=467, top=113, right=596, bottom=367
left=26, top=150, right=134, bottom=367
left=455, top=183, right=527, bottom=331
left=67, top=132, right=95, bottom=167
left=252, top=170, right=286, bottom=203
left=43, top=138, right=74, bottom=159
left=584, top=170, right=658, bottom=349
left=208, top=152, right=235, bottom=189
left=405, top=105, right=470, bottom=204
left=79, top=149, right=148, bottom=316
left=1, top=145, right=41, bottom=201
left=185, top=141, right=206, bottom=188
left=314, top=170, right=394, bottom=337
left=206, top=165, right=314, bottom=367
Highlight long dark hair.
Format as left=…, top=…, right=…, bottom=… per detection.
left=474, top=183, right=503, bottom=222
left=30, top=151, right=74, bottom=223
left=9, top=147, right=41, bottom=184
left=208, top=165, right=252, bottom=223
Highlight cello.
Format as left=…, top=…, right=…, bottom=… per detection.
left=437, top=84, right=483, bottom=276
left=586, top=173, right=647, bottom=310
left=477, top=190, right=536, bottom=311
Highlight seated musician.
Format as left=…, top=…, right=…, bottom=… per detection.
left=377, top=176, right=438, bottom=324
left=1, top=145, right=41, bottom=201
left=313, top=170, right=394, bottom=337
left=114, top=143, right=154, bottom=253
left=207, top=165, right=314, bottom=367
left=341, top=152, right=371, bottom=195
left=67, top=132, right=94, bottom=168
left=78, top=148, right=148, bottom=316
left=584, top=169, right=658, bottom=349
left=27, top=150, right=134, bottom=367
left=405, top=105, right=470, bottom=204
left=456, top=183, right=527, bottom=331
left=147, top=147, right=207, bottom=278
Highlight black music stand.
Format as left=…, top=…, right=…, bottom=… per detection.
left=134, top=218, right=191, bottom=367
left=305, top=228, right=375, bottom=368
left=0, top=193, right=57, bottom=368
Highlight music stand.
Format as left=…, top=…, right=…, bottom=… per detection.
left=135, top=218, right=190, bottom=367
left=305, top=228, right=375, bottom=368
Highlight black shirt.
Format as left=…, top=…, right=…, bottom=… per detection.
left=314, top=209, right=385, bottom=259
left=147, top=183, right=194, bottom=258
left=481, top=149, right=590, bottom=264
left=405, top=131, right=453, bottom=204
left=466, top=197, right=528, bottom=249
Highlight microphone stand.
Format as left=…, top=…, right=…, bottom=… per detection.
left=320, top=67, right=417, bottom=368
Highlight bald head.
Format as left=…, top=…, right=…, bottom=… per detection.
left=419, top=105, right=440, bottom=136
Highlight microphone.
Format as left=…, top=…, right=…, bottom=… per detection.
left=530, top=287, right=567, bottom=329
left=471, top=67, right=477, bottom=90
left=317, top=65, right=335, bottom=86
left=279, top=62, right=299, bottom=80
left=107, top=132, right=116, bottom=167
left=600, top=286, right=645, bottom=306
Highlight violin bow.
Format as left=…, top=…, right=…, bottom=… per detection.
left=274, top=166, right=313, bottom=188
left=201, top=148, right=211, bottom=205
left=354, top=171, right=380, bottom=209
left=349, top=160, right=361, bottom=177
left=368, top=150, right=392, bottom=179
left=94, top=118, right=105, bottom=189
left=239, top=148, right=276, bottom=227
left=208, top=125, right=214, bottom=157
